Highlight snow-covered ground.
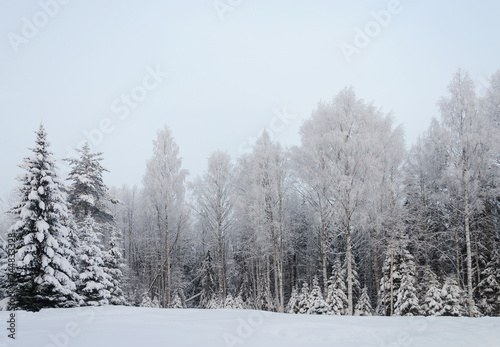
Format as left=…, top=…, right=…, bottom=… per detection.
left=1, top=306, right=499, bottom=347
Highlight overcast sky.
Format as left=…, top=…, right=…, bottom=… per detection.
left=1, top=0, right=499, bottom=199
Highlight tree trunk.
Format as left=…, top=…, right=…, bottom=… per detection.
left=463, top=182, right=474, bottom=317
left=346, top=217, right=353, bottom=316
left=321, top=217, right=328, bottom=298
left=165, top=213, right=171, bottom=308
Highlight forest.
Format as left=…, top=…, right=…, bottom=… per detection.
left=1, top=68, right=500, bottom=318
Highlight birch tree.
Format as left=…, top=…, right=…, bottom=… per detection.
left=143, top=126, right=188, bottom=307
left=190, top=150, right=234, bottom=299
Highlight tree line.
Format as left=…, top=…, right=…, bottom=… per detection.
left=1, top=68, right=500, bottom=317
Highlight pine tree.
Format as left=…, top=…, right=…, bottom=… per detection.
left=354, top=287, right=372, bottom=316
left=326, top=258, right=348, bottom=315
left=78, top=215, right=112, bottom=306
left=477, top=251, right=500, bottom=316
left=420, top=268, right=443, bottom=316
left=307, top=276, right=329, bottom=314
left=200, top=250, right=217, bottom=308
left=394, top=273, right=420, bottom=316
left=286, top=286, right=300, bottom=314
left=8, top=125, right=80, bottom=311
left=297, top=282, right=310, bottom=314
left=440, top=276, right=463, bottom=317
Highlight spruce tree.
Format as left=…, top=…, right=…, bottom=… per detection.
left=342, top=255, right=361, bottom=310
left=65, top=142, right=117, bottom=224
left=394, top=273, right=420, bottom=316
left=103, top=225, right=128, bottom=305
left=224, top=293, right=235, bottom=309
left=286, top=286, right=300, bottom=314
left=200, top=250, right=217, bottom=308
left=8, top=125, right=80, bottom=311
left=65, top=142, right=126, bottom=304
left=297, top=282, right=310, bottom=314
left=77, top=215, right=112, bottom=306
left=477, top=251, right=500, bottom=316
left=326, top=258, right=348, bottom=315
left=440, top=276, right=463, bottom=317
left=377, top=245, right=415, bottom=316
left=421, top=268, right=443, bottom=316
left=171, top=291, right=185, bottom=308
left=308, top=276, right=329, bottom=314
left=234, top=294, right=245, bottom=309
left=354, top=287, right=373, bottom=316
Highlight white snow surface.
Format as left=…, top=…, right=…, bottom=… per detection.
left=1, top=306, right=499, bottom=347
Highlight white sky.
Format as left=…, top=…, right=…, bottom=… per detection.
left=1, top=0, right=499, bottom=198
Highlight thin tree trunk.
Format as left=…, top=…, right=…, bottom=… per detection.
left=165, top=213, right=171, bottom=308
left=321, top=217, right=328, bottom=298
left=346, top=216, right=353, bottom=316
left=463, top=181, right=474, bottom=317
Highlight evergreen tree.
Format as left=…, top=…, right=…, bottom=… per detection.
left=65, top=143, right=117, bottom=223
left=199, top=250, right=217, bottom=308
left=394, top=273, right=420, bottom=316
left=420, top=268, right=443, bottom=316
left=78, top=215, right=112, bottom=306
left=377, top=245, right=415, bottom=316
left=477, top=251, right=500, bottom=316
left=440, top=276, right=463, bottom=317
left=326, top=258, right=348, bottom=315
left=342, top=255, right=361, bottom=310
left=286, top=286, right=300, bottom=314
left=234, top=294, right=245, bottom=309
left=171, top=291, right=185, bottom=309
left=103, top=225, right=128, bottom=305
left=224, top=293, right=235, bottom=309
left=354, top=287, right=372, bottom=316
left=8, top=125, right=80, bottom=311
left=297, top=282, right=310, bottom=314
left=307, top=276, right=329, bottom=314
left=140, top=293, right=160, bottom=308
left=238, top=266, right=254, bottom=309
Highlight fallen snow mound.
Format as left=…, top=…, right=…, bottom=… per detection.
left=1, top=306, right=499, bottom=346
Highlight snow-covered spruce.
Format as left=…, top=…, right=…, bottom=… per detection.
left=354, top=287, right=373, bottom=316
left=8, top=125, right=81, bottom=311
left=326, top=257, right=348, bottom=315
left=420, top=267, right=443, bottom=316
left=77, top=214, right=112, bottom=306
left=307, top=276, right=329, bottom=314
left=477, top=251, right=500, bottom=316
left=64, top=142, right=118, bottom=224
left=439, top=276, right=464, bottom=317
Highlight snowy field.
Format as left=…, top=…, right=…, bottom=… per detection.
left=1, top=307, right=500, bottom=347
